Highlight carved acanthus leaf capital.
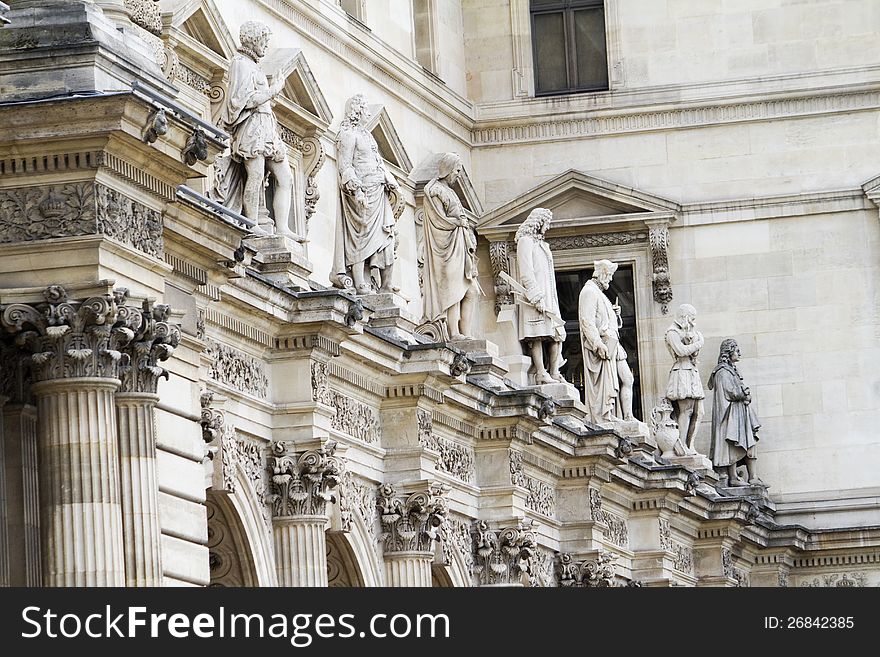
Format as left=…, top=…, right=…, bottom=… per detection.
left=472, top=518, right=537, bottom=586
left=557, top=551, right=617, bottom=587
left=377, top=481, right=449, bottom=554
left=119, top=300, right=181, bottom=394
left=268, top=440, right=344, bottom=519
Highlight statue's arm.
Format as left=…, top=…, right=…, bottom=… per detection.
left=337, top=132, right=360, bottom=191
left=578, top=290, right=604, bottom=352
left=719, top=369, right=747, bottom=402
left=666, top=330, right=700, bottom=357
left=515, top=238, right=543, bottom=305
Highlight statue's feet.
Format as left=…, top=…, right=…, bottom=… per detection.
left=728, top=476, right=748, bottom=487
left=355, top=285, right=372, bottom=295
left=550, top=371, right=565, bottom=383
left=535, top=372, right=554, bottom=385
left=450, top=333, right=469, bottom=341
left=748, top=477, right=766, bottom=487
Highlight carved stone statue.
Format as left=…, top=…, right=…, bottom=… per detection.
left=578, top=260, right=636, bottom=426
left=664, top=303, right=705, bottom=451
left=513, top=208, right=565, bottom=384
left=335, top=94, right=398, bottom=294
left=421, top=153, right=481, bottom=339
left=213, top=21, right=294, bottom=238
left=708, top=338, right=763, bottom=486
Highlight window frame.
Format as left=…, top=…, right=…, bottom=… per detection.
left=529, top=0, right=610, bottom=97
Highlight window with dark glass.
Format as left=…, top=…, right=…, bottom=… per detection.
left=555, top=264, right=642, bottom=420
left=530, top=0, right=609, bottom=95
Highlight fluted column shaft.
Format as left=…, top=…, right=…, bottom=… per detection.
left=115, top=392, right=162, bottom=586
left=34, top=377, right=125, bottom=587
left=384, top=551, right=434, bottom=587
left=0, top=394, right=8, bottom=587
left=1, top=403, right=40, bottom=586
left=273, top=516, right=329, bottom=587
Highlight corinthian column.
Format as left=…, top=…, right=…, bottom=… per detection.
left=116, top=301, right=180, bottom=587
left=472, top=519, right=537, bottom=587
left=268, top=440, right=343, bottom=587
left=1, top=285, right=138, bottom=586
left=377, top=482, right=449, bottom=587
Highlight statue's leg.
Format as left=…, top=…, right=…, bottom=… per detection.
left=267, top=158, right=295, bottom=238
left=617, top=359, right=635, bottom=421
left=351, top=261, right=370, bottom=293
left=676, top=399, right=694, bottom=446
left=548, top=340, right=563, bottom=381
left=446, top=302, right=462, bottom=340
left=378, top=261, right=395, bottom=293
left=728, top=463, right=747, bottom=486
left=531, top=340, right=552, bottom=384
left=243, top=155, right=266, bottom=222
left=686, top=399, right=704, bottom=450
left=457, top=284, right=478, bottom=339
left=746, top=457, right=759, bottom=484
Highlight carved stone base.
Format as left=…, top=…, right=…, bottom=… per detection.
left=532, top=381, right=580, bottom=402
left=448, top=338, right=499, bottom=357
left=613, top=418, right=654, bottom=445
left=503, top=355, right=533, bottom=387
left=666, top=453, right=714, bottom=471
left=359, top=291, right=410, bottom=312
left=717, top=483, right=772, bottom=501
left=247, top=234, right=313, bottom=290
left=359, top=293, right=418, bottom=342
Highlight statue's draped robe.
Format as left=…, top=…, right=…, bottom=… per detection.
left=336, top=126, right=395, bottom=269
left=707, top=364, right=761, bottom=467
left=421, top=179, right=478, bottom=321
left=212, top=52, right=286, bottom=214
left=578, top=279, right=626, bottom=425
left=515, top=234, right=563, bottom=340
left=664, top=324, right=705, bottom=401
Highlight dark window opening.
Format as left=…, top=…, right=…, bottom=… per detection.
left=555, top=264, right=642, bottom=420
left=531, top=0, right=609, bottom=96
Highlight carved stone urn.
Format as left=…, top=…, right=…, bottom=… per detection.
left=651, top=398, right=688, bottom=459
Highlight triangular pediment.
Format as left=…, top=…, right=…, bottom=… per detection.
left=165, top=0, right=237, bottom=62
left=478, top=170, right=679, bottom=238
left=365, top=104, right=413, bottom=175
left=411, top=153, right=483, bottom=216
left=268, top=50, right=332, bottom=128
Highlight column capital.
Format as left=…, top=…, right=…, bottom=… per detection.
left=557, top=551, right=617, bottom=587
left=118, top=300, right=181, bottom=394
left=472, top=518, right=537, bottom=586
left=377, top=481, right=449, bottom=555
left=268, top=439, right=344, bottom=520
left=0, top=285, right=141, bottom=383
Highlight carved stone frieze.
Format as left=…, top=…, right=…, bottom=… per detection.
left=419, top=410, right=475, bottom=483
left=587, top=489, right=628, bottom=547
left=733, top=568, right=750, bottom=587
left=558, top=551, right=616, bottom=587
left=204, top=338, right=269, bottom=399
left=300, top=136, right=325, bottom=228
left=441, top=515, right=475, bottom=583
left=545, top=231, right=646, bottom=251
left=721, top=547, right=733, bottom=578
left=177, top=64, right=213, bottom=96
left=488, top=241, right=513, bottom=313
left=648, top=221, right=673, bottom=314
left=118, top=300, right=180, bottom=394
left=124, top=0, right=162, bottom=36
left=267, top=440, right=343, bottom=519
left=672, top=542, right=694, bottom=575
left=0, top=285, right=142, bottom=382
left=529, top=547, right=557, bottom=587
left=311, top=360, right=380, bottom=443
left=472, top=518, right=537, bottom=586
left=377, top=482, right=449, bottom=554
left=0, top=183, right=164, bottom=258
left=659, top=519, right=672, bottom=550
left=798, top=572, right=866, bottom=587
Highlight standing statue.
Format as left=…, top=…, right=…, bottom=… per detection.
left=578, top=260, right=636, bottom=426
left=421, top=153, right=481, bottom=339
left=708, top=339, right=762, bottom=487
left=664, top=303, right=705, bottom=452
left=512, top=208, right=566, bottom=385
left=214, top=21, right=294, bottom=238
left=335, top=94, right=398, bottom=294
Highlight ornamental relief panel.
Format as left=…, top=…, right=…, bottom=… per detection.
left=204, top=338, right=269, bottom=399
left=310, top=360, right=380, bottom=444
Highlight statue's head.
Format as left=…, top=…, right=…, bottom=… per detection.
left=675, top=303, right=697, bottom=328
left=437, top=153, right=463, bottom=184
left=239, top=21, right=272, bottom=59
left=515, top=207, right=552, bottom=241
left=343, top=94, right=368, bottom=127
left=717, top=338, right=740, bottom=365
left=592, top=259, right=618, bottom=290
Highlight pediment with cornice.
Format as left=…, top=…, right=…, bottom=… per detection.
left=364, top=104, right=413, bottom=178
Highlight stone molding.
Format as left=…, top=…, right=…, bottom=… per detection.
left=0, top=182, right=163, bottom=258
left=557, top=552, right=616, bottom=587
left=377, top=482, right=448, bottom=554
left=267, top=440, right=343, bottom=519
left=203, top=309, right=273, bottom=348
left=417, top=409, right=476, bottom=484
left=204, top=338, right=269, bottom=399
left=472, top=518, right=537, bottom=586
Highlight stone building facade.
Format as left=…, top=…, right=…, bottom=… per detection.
left=0, top=0, right=877, bottom=588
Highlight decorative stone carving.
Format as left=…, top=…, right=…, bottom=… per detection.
left=588, top=489, right=628, bottom=548
left=648, top=221, right=673, bottom=313
left=0, top=285, right=141, bottom=382
left=310, top=360, right=333, bottom=406
left=177, top=65, right=213, bottom=96
left=659, top=519, right=672, bottom=550
left=488, top=240, right=513, bottom=314
left=529, top=547, right=557, bottom=587
left=578, top=259, right=637, bottom=426
left=798, top=572, right=867, bottom=588
left=420, top=153, right=481, bottom=339
left=545, top=231, right=646, bottom=251
left=450, top=352, right=470, bottom=377
left=472, top=519, right=537, bottom=586
left=685, top=471, right=701, bottom=496
left=344, top=298, right=364, bottom=327
left=615, top=436, right=634, bottom=459
left=708, top=338, right=763, bottom=487
left=267, top=440, right=343, bottom=518
left=204, top=338, right=269, bottom=399
left=418, top=410, right=475, bottom=483
left=348, top=478, right=378, bottom=543
left=333, top=94, right=399, bottom=294
left=118, top=300, right=180, bottom=394
left=651, top=397, right=690, bottom=459
left=212, top=21, right=295, bottom=238
left=511, top=208, right=566, bottom=385
left=672, top=543, right=694, bottom=574
left=143, top=108, right=168, bottom=143
left=733, top=569, right=750, bottom=587
left=183, top=127, right=208, bottom=166
left=377, top=482, right=448, bottom=553
left=664, top=304, right=705, bottom=451
left=0, top=183, right=163, bottom=258
left=300, top=136, right=325, bottom=229
left=441, top=515, right=476, bottom=584
left=778, top=571, right=789, bottom=588
left=310, top=360, right=380, bottom=443
left=558, top=552, right=616, bottom=587
left=510, top=450, right=555, bottom=515
left=124, top=0, right=162, bottom=36
left=721, top=547, right=733, bottom=578
left=538, top=398, right=556, bottom=421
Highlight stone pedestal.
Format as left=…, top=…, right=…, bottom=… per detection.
left=448, top=338, right=500, bottom=357
left=34, top=377, right=125, bottom=586
left=503, top=355, right=533, bottom=387
left=1, top=403, right=40, bottom=586
left=273, top=516, right=329, bottom=587
left=384, top=551, right=434, bottom=587
left=666, top=453, right=714, bottom=471
left=247, top=234, right=313, bottom=291
left=533, top=381, right=580, bottom=402
left=115, top=392, right=163, bottom=587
